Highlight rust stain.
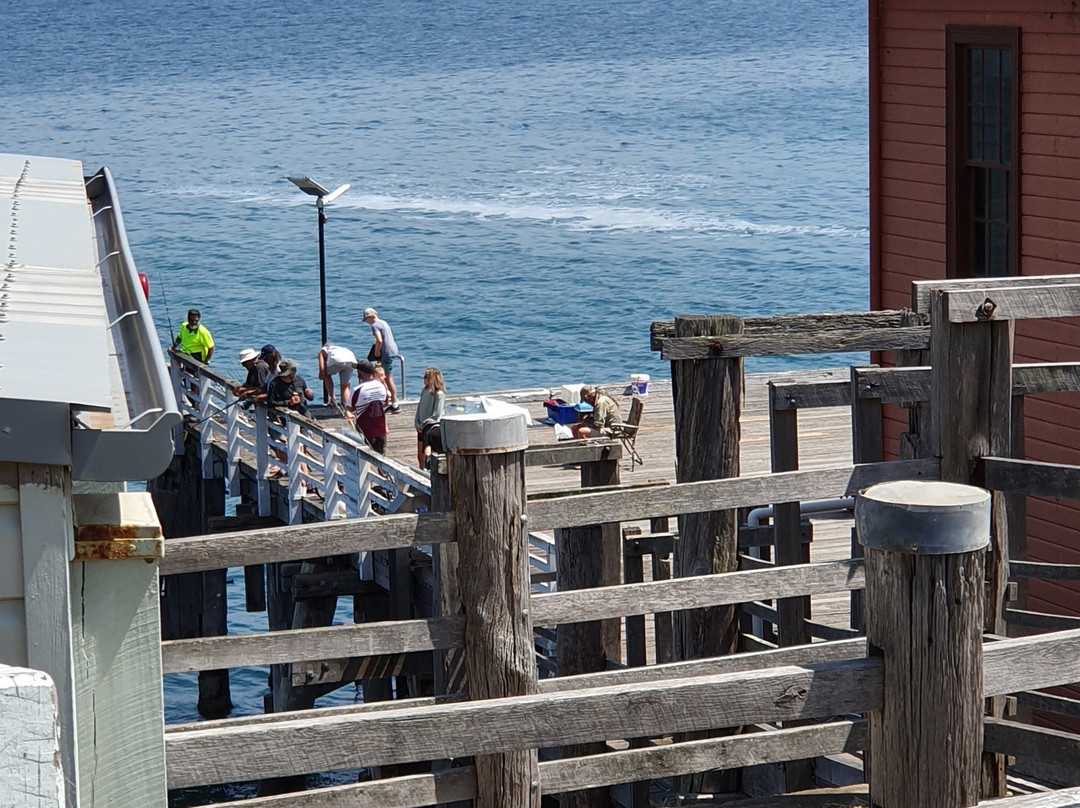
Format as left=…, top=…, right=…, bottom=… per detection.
left=73, top=538, right=164, bottom=561
left=75, top=524, right=161, bottom=542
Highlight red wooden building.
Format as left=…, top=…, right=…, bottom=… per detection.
left=869, top=1, right=1080, bottom=654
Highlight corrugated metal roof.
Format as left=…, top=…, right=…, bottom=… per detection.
left=0, top=153, right=112, bottom=410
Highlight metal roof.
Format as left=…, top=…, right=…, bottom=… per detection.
left=0, top=153, right=112, bottom=410
left=0, top=153, right=179, bottom=479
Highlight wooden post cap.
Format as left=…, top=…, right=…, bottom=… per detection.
left=856, top=480, right=990, bottom=555
left=442, top=407, right=528, bottom=455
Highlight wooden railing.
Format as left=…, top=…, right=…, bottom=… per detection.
left=171, top=352, right=430, bottom=525
left=156, top=277, right=1080, bottom=806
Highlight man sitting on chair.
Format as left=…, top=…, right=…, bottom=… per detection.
left=571, top=385, right=623, bottom=439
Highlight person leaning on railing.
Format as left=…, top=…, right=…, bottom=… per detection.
left=169, top=308, right=214, bottom=363
left=233, top=348, right=269, bottom=404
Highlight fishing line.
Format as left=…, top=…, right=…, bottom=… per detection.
left=195, top=395, right=250, bottom=425
left=159, top=276, right=176, bottom=343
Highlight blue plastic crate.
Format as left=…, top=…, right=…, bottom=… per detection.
left=545, top=401, right=580, bottom=425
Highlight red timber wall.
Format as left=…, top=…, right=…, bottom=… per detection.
left=870, top=0, right=1080, bottom=659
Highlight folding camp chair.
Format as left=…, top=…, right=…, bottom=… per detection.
left=611, top=396, right=645, bottom=469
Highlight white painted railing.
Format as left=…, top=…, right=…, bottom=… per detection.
left=170, top=354, right=430, bottom=526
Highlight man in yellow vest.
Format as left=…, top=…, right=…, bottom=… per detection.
left=170, top=308, right=215, bottom=363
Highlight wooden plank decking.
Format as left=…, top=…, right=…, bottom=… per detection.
left=324, top=368, right=858, bottom=633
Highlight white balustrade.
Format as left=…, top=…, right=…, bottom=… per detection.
left=170, top=355, right=430, bottom=527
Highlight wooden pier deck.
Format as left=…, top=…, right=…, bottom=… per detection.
left=320, top=368, right=857, bottom=632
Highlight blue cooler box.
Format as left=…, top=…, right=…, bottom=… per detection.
left=545, top=401, right=581, bottom=424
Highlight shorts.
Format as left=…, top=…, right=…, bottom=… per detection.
left=325, top=362, right=354, bottom=387
left=379, top=355, right=396, bottom=375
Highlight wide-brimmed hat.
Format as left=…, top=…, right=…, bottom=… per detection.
left=277, top=358, right=298, bottom=375
left=238, top=348, right=259, bottom=364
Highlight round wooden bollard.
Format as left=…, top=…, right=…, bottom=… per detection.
left=856, top=480, right=990, bottom=808
left=442, top=407, right=540, bottom=808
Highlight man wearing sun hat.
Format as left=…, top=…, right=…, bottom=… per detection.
left=233, top=348, right=269, bottom=402
left=267, top=358, right=314, bottom=416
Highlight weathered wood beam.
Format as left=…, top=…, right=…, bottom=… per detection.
left=981, top=457, right=1080, bottom=501
left=658, top=326, right=930, bottom=360
left=769, top=380, right=850, bottom=410
left=1004, top=609, right=1080, bottom=633
left=978, top=786, right=1080, bottom=807
left=529, top=559, right=865, bottom=625
left=983, top=629, right=1080, bottom=697
left=525, top=442, right=621, bottom=467
left=912, top=274, right=1080, bottom=314
left=944, top=283, right=1080, bottom=323
left=160, top=511, right=455, bottom=575
left=650, top=310, right=929, bottom=351
left=539, top=720, right=868, bottom=795
left=854, top=366, right=931, bottom=403
left=983, top=717, right=1080, bottom=781
left=163, top=657, right=884, bottom=789
left=854, top=362, right=1080, bottom=404
left=290, top=651, right=434, bottom=687
left=1014, top=690, right=1080, bottom=719
left=1010, top=561, right=1080, bottom=581
left=538, top=637, right=865, bottom=693
left=160, top=616, right=464, bottom=674
left=526, top=459, right=940, bottom=530
left=198, top=722, right=871, bottom=807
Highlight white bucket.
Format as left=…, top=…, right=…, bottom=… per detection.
left=629, top=373, right=650, bottom=395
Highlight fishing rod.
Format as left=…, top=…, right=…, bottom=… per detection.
left=159, top=276, right=176, bottom=345
left=195, top=394, right=252, bottom=425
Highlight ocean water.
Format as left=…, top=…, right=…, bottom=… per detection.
left=5, top=0, right=868, bottom=799
left=5, top=0, right=868, bottom=395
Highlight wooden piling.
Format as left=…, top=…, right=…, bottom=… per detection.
left=444, top=407, right=540, bottom=808
left=857, top=480, right=989, bottom=808
left=670, top=314, right=743, bottom=659
left=929, top=288, right=1014, bottom=797
left=149, top=429, right=232, bottom=719
left=670, top=314, right=743, bottom=797
left=554, top=457, right=620, bottom=808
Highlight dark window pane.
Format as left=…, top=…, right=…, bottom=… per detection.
left=989, top=224, right=1008, bottom=276
left=985, top=103, right=1000, bottom=163
left=985, top=49, right=1000, bottom=106
left=972, top=220, right=986, bottom=275
left=990, top=169, right=1008, bottom=223
left=970, top=48, right=983, bottom=105
left=972, top=167, right=988, bottom=218
left=969, top=104, right=983, bottom=161
left=997, top=105, right=1006, bottom=162
left=1002, top=50, right=1012, bottom=108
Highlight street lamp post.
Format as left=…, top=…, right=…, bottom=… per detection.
left=287, top=175, right=350, bottom=400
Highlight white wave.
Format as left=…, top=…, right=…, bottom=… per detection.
left=155, top=184, right=866, bottom=239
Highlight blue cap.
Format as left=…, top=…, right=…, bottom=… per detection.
left=259, top=344, right=276, bottom=357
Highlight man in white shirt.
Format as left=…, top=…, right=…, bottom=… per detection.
left=318, top=341, right=357, bottom=406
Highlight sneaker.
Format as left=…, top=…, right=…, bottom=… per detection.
left=386, top=403, right=401, bottom=413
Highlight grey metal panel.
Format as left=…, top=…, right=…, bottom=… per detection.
left=0, top=401, right=71, bottom=466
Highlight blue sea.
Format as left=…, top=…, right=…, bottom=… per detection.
left=5, top=0, right=868, bottom=799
